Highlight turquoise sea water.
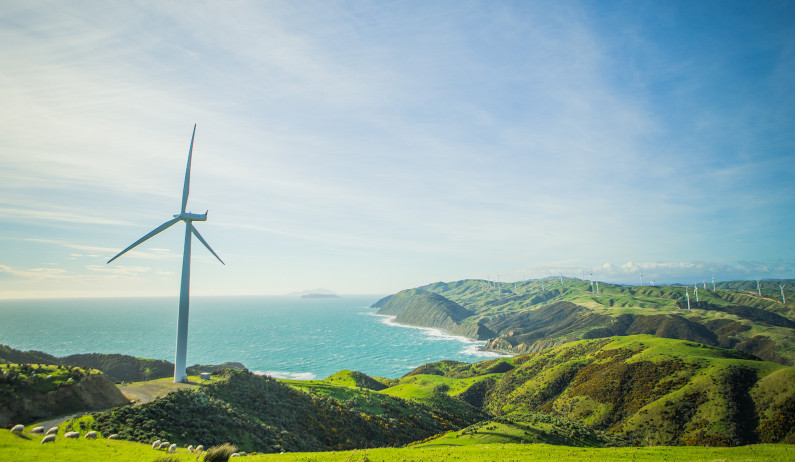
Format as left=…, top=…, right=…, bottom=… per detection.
left=0, top=295, right=500, bottom=379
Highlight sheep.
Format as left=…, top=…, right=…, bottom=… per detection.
left=187, top=445, right=194, bottom=452
left=231, top=453, right=241, bottom=458
left=168, top=443, right=177, bottom=453
left=107, top=434, right=118, bottom=439
left=31, top=426, right=45, bottom=434
left=195, top=445, right=204, bottom=452
left=152, top=439, right=162, bottom=449
left=41, top=434, right=56, bottom=444
left=159, top=442, right=170, bottom=449
left=46, top=426, right=59, bottom=436
left=10, top=424, right=24, bottom=434
left=84, top=431, right=98, bottom=439
left=65, top=431, right=79, bottom=438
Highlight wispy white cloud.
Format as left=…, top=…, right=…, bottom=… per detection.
left=0, top=264, right=68, bottom=279
left=0, top=1, right=792, bottom=296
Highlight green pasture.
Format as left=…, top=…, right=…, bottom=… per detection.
left=2, top=429, right=791, bottom=461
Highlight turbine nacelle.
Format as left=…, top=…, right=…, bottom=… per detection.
left=174, top=211, right=208, bottom=221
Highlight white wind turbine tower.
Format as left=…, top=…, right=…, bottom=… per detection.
left=639, top=272, right=644, bottom=287
left=781, top=283, right=787, bottom=304
left=756, top=279, right=761, bottom=297
left=685, top=287, right=691, bottom=310
left=712, top=275, right=716, bottom=291
left=694, top=284, right=699, bottom=303
left=107, top=125, right=224, bottom=383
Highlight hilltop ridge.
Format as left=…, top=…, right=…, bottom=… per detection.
left=373, top=278, right=795, bottom=365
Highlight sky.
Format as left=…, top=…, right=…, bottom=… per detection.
left=0, top=1, right=793, bottom=298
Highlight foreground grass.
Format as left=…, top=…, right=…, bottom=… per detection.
left=2, top=430, right=792, bottom=461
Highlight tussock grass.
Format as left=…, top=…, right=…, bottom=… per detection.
left=203, top=443, right=238, bottom=462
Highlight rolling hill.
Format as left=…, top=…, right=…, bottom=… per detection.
left=373, top=278, right=795, bottom=365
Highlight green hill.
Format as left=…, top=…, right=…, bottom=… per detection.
left=86, top=368, right=481, bottom=453
left=0, top=363, right=128, bottom=426
left=402, top=335, right=795, bottom=446
left=0, top=345, right=245, bottom=383
left=374, top=279, right=795, bottom=365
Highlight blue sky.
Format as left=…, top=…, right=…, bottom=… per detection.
left=0, top=1, right=793, bottom=298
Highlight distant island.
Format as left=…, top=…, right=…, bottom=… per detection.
left=289, top=288, right=341, bottom=298
left=301, top=293, right=341, bottom=299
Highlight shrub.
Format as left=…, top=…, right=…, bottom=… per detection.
left=203, top=443, right=238, bottom=462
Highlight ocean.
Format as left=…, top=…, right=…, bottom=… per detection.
left=0, top=295, right=500, bottom=379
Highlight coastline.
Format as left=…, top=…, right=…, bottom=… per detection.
left=369, top=312, right=510, bottom=358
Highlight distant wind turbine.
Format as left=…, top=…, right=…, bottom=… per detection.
left=694, top=284, right=699, bottom=303
left=756, top=278, right=761, bottom=297
left=640, top=273, right=644, bottom=287
left=712, top=275, right=716, bottom=291
left=685, top=287, right=691, bottom=310
left=107, top=125, right=224, bottom=383
left=781, top=283, right=787, bottom=304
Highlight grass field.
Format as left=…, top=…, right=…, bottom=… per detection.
left=2, top=429, right=792, bottom=461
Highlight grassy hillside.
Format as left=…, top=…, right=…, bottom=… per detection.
left=401, top=335, right=795, bottom=446
left=0, top=363, right=128, bottom=426
left=86, top=368, right=480, bottom=453
left=1, top=428, right=791, bottom=461
left=0, top=345, right=245, bottom=383
left=375, top=278, right=795, bottom=365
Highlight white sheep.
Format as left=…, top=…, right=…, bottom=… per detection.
left=168, top=443, right=177, bottom=453
left=10, top=424, right=24, bottom=434
left=41, top=434, right=56, bottom=444
left=152, top=439, right=162, bottom=449
left=65, top=431, right=79, bottom=438
left=45, top=426, right=59, bottom=436
left=31, top=426, right=45, bottom=434
left=84, top=431, right=98, bottom=439
left=231, top=453, right=241, bottom=458
left=195, top=444, right=204, bottom=452
left=159, top=442, right=170, bottom=449
left=107, top=434, right=118, bottom=439
left=187, top=445, right=193, bottom=452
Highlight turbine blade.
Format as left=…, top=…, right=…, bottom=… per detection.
left=181, top=124, right=196, bottom=214
left=190, top=223, right=225, bottom=265
left=107, top=217, right=181, bottom=263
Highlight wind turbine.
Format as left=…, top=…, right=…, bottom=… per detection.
left=639, top=272, right=644, bottom=287
left=685, top=287, right=691, bottom=310
left=756, top=278, right=761, bottom=297
left=107, top=125, right=224, bottom=383
left=712, top=275, right=716, bottom=291
left=694, top=284, right=699, bottom=303
left=781, top=283, right=787, bottom=304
